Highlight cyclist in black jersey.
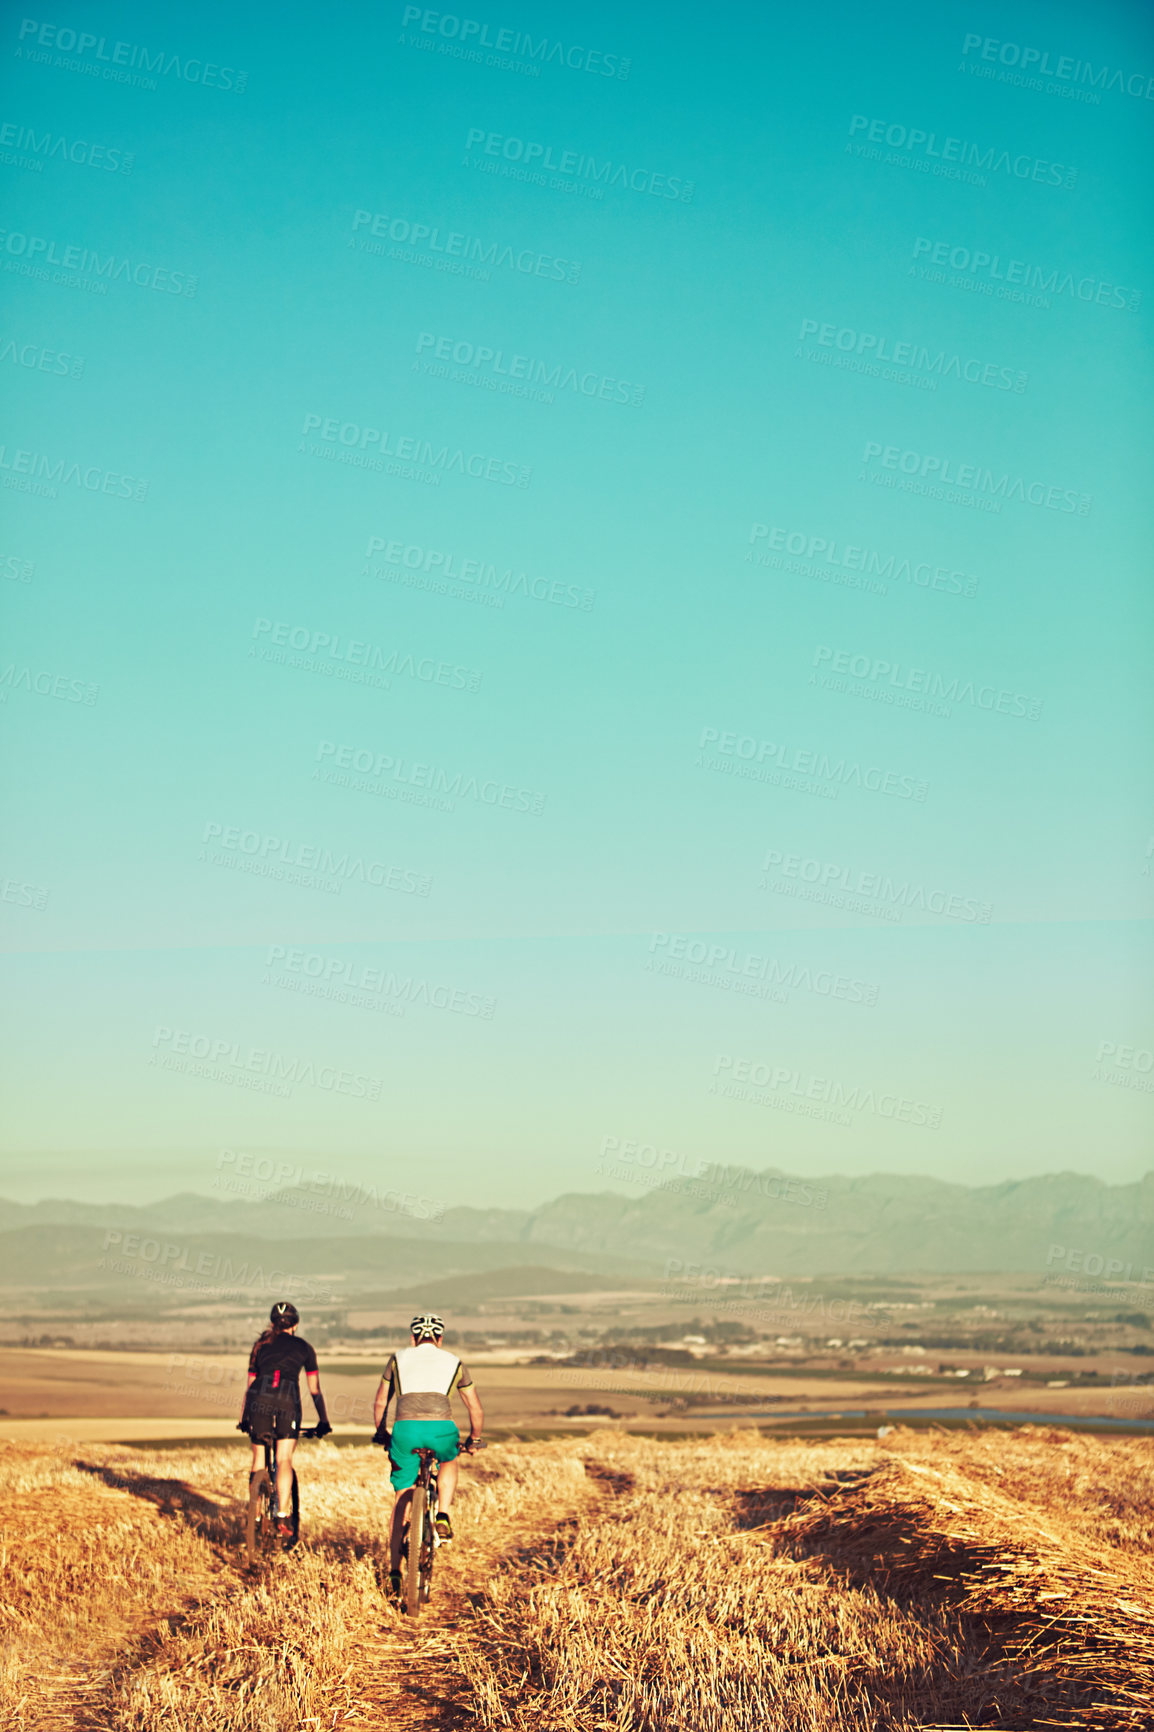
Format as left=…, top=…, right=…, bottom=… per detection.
left=239, top=1301, right=330, bottom=1540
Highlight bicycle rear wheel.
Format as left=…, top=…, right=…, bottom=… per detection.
left=404, top=1486, right=426, bottom=1617
left=246, top=1472, right=275, bottom=1562
left=420, top=1490, right=436, bottom=1605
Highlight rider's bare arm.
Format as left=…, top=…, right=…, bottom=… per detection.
left=306, top=1368, right=331, bottom=1432
left=373, top=1376, right=393, bottom=1428
left=461, top=1384, right=484, bottom=1443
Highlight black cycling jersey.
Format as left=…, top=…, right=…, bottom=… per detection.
left=248, top=1333, right=318, bottom=1396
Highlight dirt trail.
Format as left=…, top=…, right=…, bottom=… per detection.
left=336, top=1451, right=617, bottom=1728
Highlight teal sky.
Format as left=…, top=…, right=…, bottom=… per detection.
left=1, top=0, right=1152, bottom=1206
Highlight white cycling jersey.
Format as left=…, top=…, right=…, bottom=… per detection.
left=384, top=1342, right=474, bottom=1421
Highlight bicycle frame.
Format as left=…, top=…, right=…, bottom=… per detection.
left=401, top=1447, right=441, bottom=1617
left=245, top=1425, right=321, bottom=1564
left=399, top=1439, right=484, bottom=1616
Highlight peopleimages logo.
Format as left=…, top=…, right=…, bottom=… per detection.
left=300, top=412, right=531, bottom=488
left=0, top=442, right=148, bottom=501
left=847, top=114, right=1076, bottom=189
left=0, top=662, right=98, bottom=704
left=811, top=645, right=1043, bottom=721
left=214, top=1149, right=445, bottom=1223
left=415, top=331, right=645, bottom=406
left=0, top=227, right=197, bottom=295
left=648, top=932, right=880, bottom=1007
left=697, top=726, right=929, bottom=802
left=1, top=872, right=49, bottom=909
left=464, top=127, right=694, bottom=200
left=1046, top=1244, right=1154, bottom=1285
left=0, top=334, right=84, bottom=377
left=911, top=238, right=1141, bottom=313
left=0, top=118, right=133, bottom=172
left=711, top=1055, right=943, bottom=1129
left=797, top=317, right=1026, bottom=392
left=265, top=945, right=497, bottom=1020
left=15, top=18, right=247, bottom=91
left=315, top=740, right=546, bottom=815
left=250, top=617, right=483, bottom=693
left=351, top=208, right=581, bottom=284
left=200, top=821, right=432, bottom=898
left=960, top=33, right=1154, bottom=102
left=761, top=849, right=992, bottom=925
left=861, top=441, right=1092, bottom=514
left=400, top=7, right=630, bottom=78
left=150, top=1027, right=381, bottom=1100
left=1093, top=1040, right=1154, bottom=1096
left=748, top=524, right=978, bottom=598
left=101, top=1236, right=332, bottom=1302
left=365, top=535, right=594, bottom=612
left=0, top=549, right=35, bottom=581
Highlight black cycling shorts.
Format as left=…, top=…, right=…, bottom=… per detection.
left=247, top=1397, right=301, bottom=1442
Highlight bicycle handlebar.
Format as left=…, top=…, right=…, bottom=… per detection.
left=410, top=1439, right=486, bottom=1460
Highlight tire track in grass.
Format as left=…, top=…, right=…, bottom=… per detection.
left=338, top=1440, right=623, bottom=1729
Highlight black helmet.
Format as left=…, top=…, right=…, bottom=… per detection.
left=410, top=1312, right=444, bottom=1340
left=270, top=1301, right=300, bottom=1329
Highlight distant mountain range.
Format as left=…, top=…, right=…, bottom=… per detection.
left=1, top=1168, right=1151, bottom=1292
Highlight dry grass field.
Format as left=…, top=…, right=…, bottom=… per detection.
left=1, top=1426, right=1151, bottom=1730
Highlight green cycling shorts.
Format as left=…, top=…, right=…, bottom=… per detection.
left=388, top=1420, right=460, bottom=1490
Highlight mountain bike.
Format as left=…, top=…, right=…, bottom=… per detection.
left=246, top=1425, right=323, bottom=1562
left=400, top=1440, right=485, bottom=1617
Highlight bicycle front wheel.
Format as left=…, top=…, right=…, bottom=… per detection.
left=404, top=1486, right=426, bottom=1617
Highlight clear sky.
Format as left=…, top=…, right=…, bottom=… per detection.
left=1, top=0, right=1152, bottom=1207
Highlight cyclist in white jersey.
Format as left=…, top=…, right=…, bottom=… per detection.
left=373, top=1313, right=484, bottom=1594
